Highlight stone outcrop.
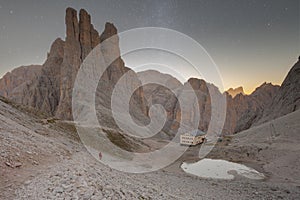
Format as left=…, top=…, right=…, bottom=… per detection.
left=0, top=65, right=42, bottom=98
left=56, top=8, right=101, bottom=119
left=230, top=82, right=279, bottom=133
left=0, top=8, right=148, bottom=122
left=227, top=86, right=245, bottom=97
left=7, top=38, right=65, bottom=115
left=94, top=22, right=149, bottom=129
left=258, top=58, right=300, bottom=124
left=136, top=70, right=280, bottom=135
left=137, top=70, right=182, bottom=136
left=173, top=78, right=214, bottom=132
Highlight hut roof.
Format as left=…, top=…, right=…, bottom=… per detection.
left=190, top=129, right=206, bottom=136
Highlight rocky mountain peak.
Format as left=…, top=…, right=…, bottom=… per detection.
left=251, top=82, right=278, bottom=97
left=281, top=58, right=300, bottom=87
left=187, top=78, right=208, bottom=93
left=79, top=9, right=90, bottom=22
left=79, top=8, right=100, bottom=59
left=48, top=38, right=65, bottom=58
left=65, top=7, right=100, bottom=61
left=65, top=7, right=79, bottom=41
left=99, top=22, right=118, bottom=44
left=227, top=86, right=245, bottom=97
left=258, top=57, right=300, bottom=123
left=0, top=8, right=141, bottom=120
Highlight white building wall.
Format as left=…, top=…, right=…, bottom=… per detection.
left=180, top=134, right=205, bottom=145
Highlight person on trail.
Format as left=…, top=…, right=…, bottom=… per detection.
left=99, top=152, right=102, bottom=160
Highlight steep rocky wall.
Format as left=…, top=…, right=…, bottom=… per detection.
left=0, top=8, right=148, bottom=122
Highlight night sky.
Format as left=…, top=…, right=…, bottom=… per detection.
left=0, top=0, right=299, bottom=93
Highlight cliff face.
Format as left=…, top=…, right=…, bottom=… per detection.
left=231, top=82, right=280, bottom=133
left=137, top=70, right=183, bottom=135
left=94, top=22, right=149, bottom=129
left=258, top=58, right=300, bottom=124
left=0, top=37, right=65, bottom=115
left=0, top=65, right=42, bottom=98
left=0, top=8, right=148, bottom=122
left=56, top=8, right=102, bottom=119
left=136, top=70, right=281, bottom=135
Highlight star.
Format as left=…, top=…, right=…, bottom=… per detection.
left=266, top=22, right=272, bottom=29
left=9, top=10, right=13, bottom=14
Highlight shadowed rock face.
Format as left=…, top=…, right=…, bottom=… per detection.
left=0, top=38, right=65, bottom=115
left=231, top=82, right=279, bottom=133
left=0, top=8, right=148, bottom=122
left=55, top=8, right=99, bottom=119
left=0, top=65, right=42, bottom=98
left=137, top=70, right=281, bottom=135
left=258, top=58, right=300, bottom=124
left=224, top=60, right=300, bottom=133
left=94, top=22, right=149, bottom=129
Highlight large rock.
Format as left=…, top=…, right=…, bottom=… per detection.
left=226, top=86, right=245, bottom=98
left=55, top=8, right=78, bottom=118
left=232, top=82, right=279, bottom=133
left=94, top=22, right=149, bottom=129
left=136, top=71, right=217, bottom=135
left=137, top=70, right=182, bottom=136
left=135, top=70, right=280, bottom=135
left=10, top=38, right=65, bottom=115
left=258, top=57, right=300, bottom=123
left=0, top=65, right=42, bottom=98
left=0, top=8, right=148, bottom=123
left=173, top=78, right=214, bottom=132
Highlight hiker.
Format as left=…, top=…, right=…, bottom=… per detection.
left=99, top=152, right=102, bottom=160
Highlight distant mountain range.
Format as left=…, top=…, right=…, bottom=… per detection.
left=226, top=87, right=245, bottom=97
left=0, top=8, right=299, bottom=136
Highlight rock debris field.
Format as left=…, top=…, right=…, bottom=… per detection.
left=1, top=98, right=300, bottom=200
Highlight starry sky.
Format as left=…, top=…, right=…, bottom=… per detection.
left=0, top=0, right=299, bottom=93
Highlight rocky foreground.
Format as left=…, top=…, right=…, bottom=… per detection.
left=1, top=97, right=300, bottom=200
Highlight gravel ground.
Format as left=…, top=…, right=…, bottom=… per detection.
left=14, top=150, right=300, bottom=200
left=1, top=98, right=300, bottom=200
